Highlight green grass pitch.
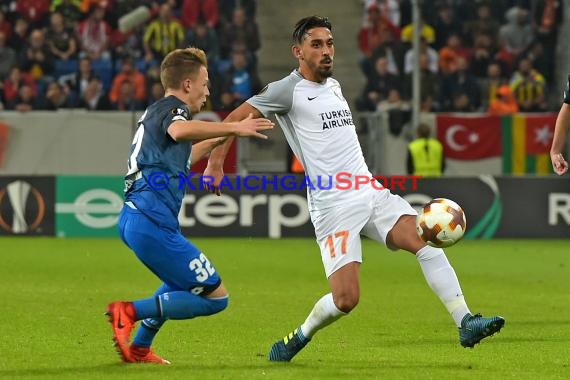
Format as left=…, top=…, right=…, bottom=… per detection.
left=0, top=237, right=569, bottom=379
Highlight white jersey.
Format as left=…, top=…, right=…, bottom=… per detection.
left=247, top=70, right=374, bottom=211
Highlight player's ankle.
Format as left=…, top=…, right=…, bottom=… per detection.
left=131, top=344, right=150, bottom=352
left=125, top=302, right=138, bottom=320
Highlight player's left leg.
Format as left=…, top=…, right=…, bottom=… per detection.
left=365, top=191, right=505, bottom=347
left=130, top=280, right=229, bottom=351
left=387, top=215, right=505, bottom=347
left=387, top=214, right=473, bottom=326
left=128, top=283, right=171, bottom=364
left=108, top=207, right=229, bottom=363
left=107, top=281, right=228, bottom=364
left=121, top=211, right=229, bottom=319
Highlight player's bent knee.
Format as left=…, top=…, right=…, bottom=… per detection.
left=333, top=292, right=359, bottom=313
left=388, top=215, right=426, bottom=253
left=208, top=282, right=228, bottom=298
left=202, top=295, right=229, bottom=316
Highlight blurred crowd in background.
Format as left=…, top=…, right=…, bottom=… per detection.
left=0, top=0, right=261, bottom=112
left=356, top=0, right=563, bottom=115
left=0, top=0, right=564, bottom=116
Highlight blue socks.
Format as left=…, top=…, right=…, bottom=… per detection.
left=133, top=291, right=229, bottom=320
left=131, top=284, right=229, bottom=347
left=133, top=318, right=166, bottom=347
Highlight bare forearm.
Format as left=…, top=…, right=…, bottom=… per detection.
left=551, top=103, right=570, bottom=154
left=169, top=119, right=237, bottom=141
left=208, top=102, right=263, bottom=167
left=190, top=137, right=227, bottom=164
left=208, top=136, right=234, bottom=167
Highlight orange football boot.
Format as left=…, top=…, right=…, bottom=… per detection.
left=130, top=344, right=171, bottom=364
left=105, top=301, right=137, bottom=362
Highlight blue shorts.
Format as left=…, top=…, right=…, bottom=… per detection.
left=118, top=205, right=222, bottom=295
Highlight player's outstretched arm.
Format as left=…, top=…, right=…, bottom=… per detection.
left=190, top=137, right=228, bottom=164
left=167, top=112, right=272, bottom=142
left=204, top=102, right=265, bottom=195
left=551, top=103, right=570, bottom=175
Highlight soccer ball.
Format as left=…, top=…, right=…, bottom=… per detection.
left=416, top=198, right=466, bottom=248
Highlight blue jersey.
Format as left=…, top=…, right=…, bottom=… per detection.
left=124, top=95, right=192, bottom=230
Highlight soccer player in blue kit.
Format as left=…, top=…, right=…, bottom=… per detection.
left=105, top=47, right=274, bottom=364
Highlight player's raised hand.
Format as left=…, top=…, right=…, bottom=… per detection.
left=551, top=152, right=569, bottom=175
left=233, top=113, right=274, bottom=139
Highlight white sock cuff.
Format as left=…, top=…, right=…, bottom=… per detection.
left=416, top=245, right=444, bottom=261
left=324, top=293, right=347, bottom=316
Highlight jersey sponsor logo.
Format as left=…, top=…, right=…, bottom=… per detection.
left=0, top=180, right=46, bottom=233
left=307, top=96, right=318, bottom=101
left=319, top=109, right=354, bottom=130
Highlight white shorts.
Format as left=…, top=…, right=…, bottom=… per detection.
left=310, top=189, right=417, bottom=278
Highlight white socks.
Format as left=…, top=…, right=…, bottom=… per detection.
left=299, top=247, right=469, bottom=337
left=416, top=245, right=470, bottom=327
left=300, top=293, right=346, bottom=339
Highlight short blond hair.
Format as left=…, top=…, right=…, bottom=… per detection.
left=160, top=47, right=208, bottom=90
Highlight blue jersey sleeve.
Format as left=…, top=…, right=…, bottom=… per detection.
left=162, top=106, right=192, bottom=135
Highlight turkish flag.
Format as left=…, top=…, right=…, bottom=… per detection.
left=524, top=115, right=555, bottom=155
left=437, top=115, right=502, bottom=160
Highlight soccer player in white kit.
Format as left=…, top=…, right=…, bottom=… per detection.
left=205, top=16, right=505, bottom=361
left=551, top=75, right=570, bottom=175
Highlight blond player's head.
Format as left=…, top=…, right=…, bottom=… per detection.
left=161, top=47, right=209, bottom=112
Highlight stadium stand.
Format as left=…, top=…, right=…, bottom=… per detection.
left=0, top=0, right=260, bottom=112
left=356, top=0, right=563, bottom=113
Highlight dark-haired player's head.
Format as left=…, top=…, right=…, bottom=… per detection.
left=160, top=47, right=210, bottom=112
left=292, top=16, right=332, bottom=45
left=291, top=16, right=334, bottom=83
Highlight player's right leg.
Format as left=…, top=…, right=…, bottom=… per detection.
left=124, top=229, right=229, bottom=321
left=268, top=263, right=359, bottom=362
left=128, top=283, right=171, bottom=364
left=268, top=204, right=368, bottom=362
left=108, top=282, right=228, bottom=364
left=107, top=205, right=229, bottom=363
